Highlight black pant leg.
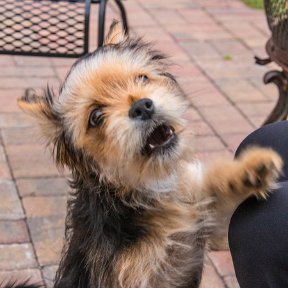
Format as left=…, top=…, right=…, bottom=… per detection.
left=229, top=184, right=288, bottom=288
left=229, top=121, right=288, bottom=288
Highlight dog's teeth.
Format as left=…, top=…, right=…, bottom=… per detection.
left=149, top=144, right=155, bottom=149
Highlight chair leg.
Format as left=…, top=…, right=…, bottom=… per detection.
left=114, top=0, right=129, bottom=35
left=262, top=70, right=288, bottom=126
left=98, top=0, right=107, bottom=47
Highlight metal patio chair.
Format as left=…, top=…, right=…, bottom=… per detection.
left=0, top=0, right=129, bottom=58
left=256, top=0, right=288, bottom=125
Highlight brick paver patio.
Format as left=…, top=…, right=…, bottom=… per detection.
left=0, top=0, right=279, bottom=287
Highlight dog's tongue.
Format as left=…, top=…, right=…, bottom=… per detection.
left=147, top=124, right=174, bottom=148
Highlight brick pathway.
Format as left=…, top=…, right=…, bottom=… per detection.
left=0, top=0, right=278, bottom=287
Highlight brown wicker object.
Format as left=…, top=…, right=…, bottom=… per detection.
left=256, top=0, right=288, bottom=125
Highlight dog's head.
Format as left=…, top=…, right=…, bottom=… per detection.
left=18, top=22, right=189, bottom=190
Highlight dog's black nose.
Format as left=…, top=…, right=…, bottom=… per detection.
left=129, top=98, right=155, bottom=120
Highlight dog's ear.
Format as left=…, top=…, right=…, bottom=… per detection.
left=17, top=88, right=62, bottom=143
left=18, top=89, right=87, bottom=171
left=104, top=21, right=127, bottom=45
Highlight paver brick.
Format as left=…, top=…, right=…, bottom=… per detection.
left=253, top=21, right=270, bottom=37
left=0, top=269, right=43, bottom=286
left=140, top=0, right=200, bottom=10
left=131, top=26, right=174, bottom=43
left=209, top=251, right=236, bottom=277
left=243, top=37, right=267, bottom=49
left=222, top=133, right=248, bottom=153
left=0, top=77, right=58, bottom=89
left=0, top=180, right=24, bottom=220
left=224, top=276, right=240, bottom=288
left=0, top=112, right=35, bottom=129
left=122, top=0, right=142, bottom=13
left=23, top=196, right=67, bottom=218
left=178, top=9, right=217, bottom=25
left=191, top=89, right=230, bottom=107
left=6, top=144, right=60, bottom=178
left=0, top=145, right=6, bottom=163
left=0, top=220, right=29, bottom=244
left=54, top=66, right=70, bottom=82
left=14, top=56, right=52, bottom=67
left=199, top=105, right=254, bottom=135
left=169, top=62, right=202, bottom=78
left=178, top=77, right=214, bottom=98
left=196, top=58, right=268, bottom=80
left=237, top=101, right=274, bottom=117
left=153, top=41, right=192, bottom=63
left=0, top=244, right=37, bottom=270
left=28, top=216, right=65, bottom=266
left=0, top=163, right=12, bottom=180
left=180, top=41, right=222, bottom=59
left=225, top=22, right=264, bottom=39
left=0, top=66, right=55, bottom=78
left=149, top=10, right=187, bottom=26
left=200, top=260, right=225, bottom=288
left=1, top=127, right=41, bottom=145
left=206, top=116, right=253, bottom=135
left=0, top=89, right=24, bottom=112
left=192, top=121, right=215, bottom=136
left=42, top=265, right=58, bottom=288
left=183, top=108, right=203, bottom=122
left=127, top=9, right=157, bottom=27
left=51, top=58, right=76, bottom=67
left=248, top=77, right=277, bottom=100
left=214, top=79, right=267, bottom=103
left=193, top=150, right=233, bottom=164
left=249, top=115, right=266, bottom=128
left=210, top=39, right=249, bottom=56
left=17, top=177, right=68, bottom=197
left=0, top=56, right=15, bottom=67
left=193, top=135, right=226, bottom=152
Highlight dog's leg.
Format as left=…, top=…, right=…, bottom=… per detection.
left=202, top=147, right=283, bottom=248
left=114, top=200, right=204, bottom=288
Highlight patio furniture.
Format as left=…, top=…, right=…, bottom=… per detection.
left=255, top=0, right=288, bottom=125
left=0, top=0, right=129, bottom=58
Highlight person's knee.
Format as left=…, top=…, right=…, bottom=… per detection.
left=229, top=187, right=288, bottom=287
left=229, top=198, right=262, bottom=264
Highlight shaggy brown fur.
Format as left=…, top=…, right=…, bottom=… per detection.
left=17, top=22, right=282, bottom=288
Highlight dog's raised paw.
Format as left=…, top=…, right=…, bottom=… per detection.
left=238, top=147, right=283, bottom=198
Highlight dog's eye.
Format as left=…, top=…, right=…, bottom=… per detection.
left=136, top=74, right=149, bottom=84
left=89, top=108, right=103, bottom=128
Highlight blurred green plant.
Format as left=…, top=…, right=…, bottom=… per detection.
left=271, top=0, right=288, bottom=18
left=243, top=0, right=264, bottom=9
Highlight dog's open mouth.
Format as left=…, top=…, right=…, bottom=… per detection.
left=142, top=123, right=177, bottom=155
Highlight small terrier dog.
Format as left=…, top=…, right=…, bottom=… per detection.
left=14, top=22, right=282, bottom=288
